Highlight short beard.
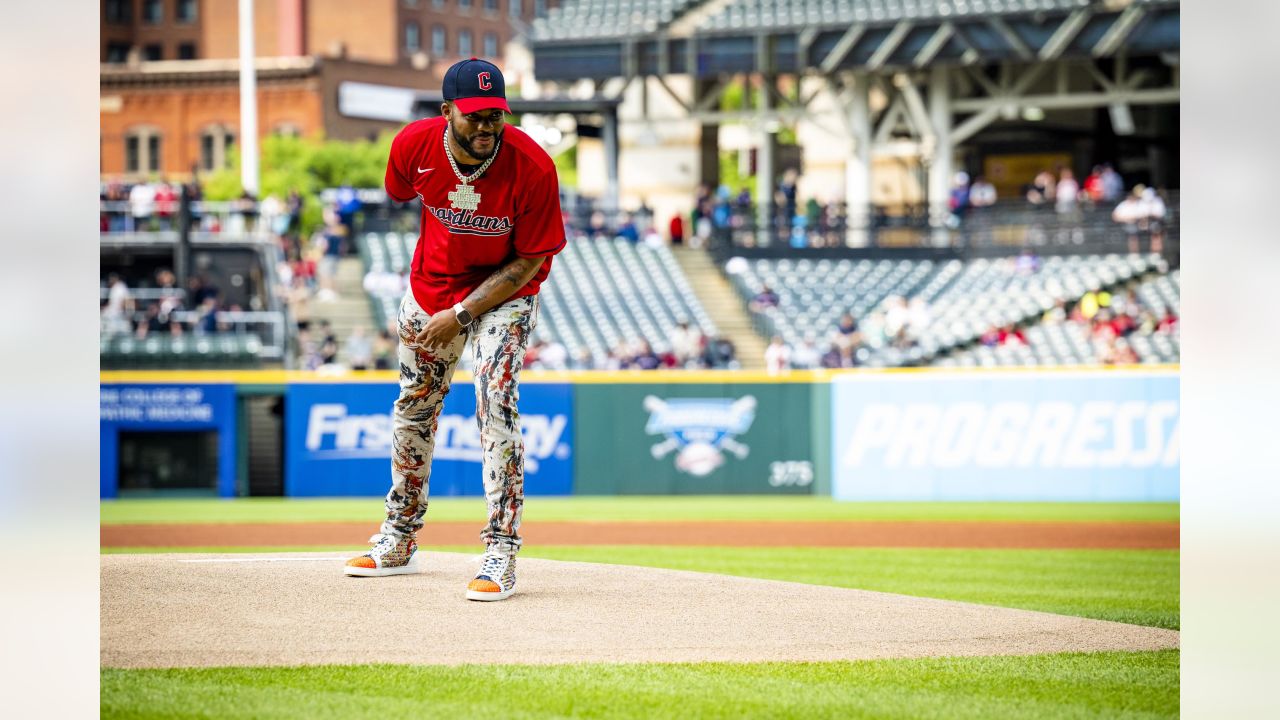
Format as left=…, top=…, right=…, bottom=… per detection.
left=450, top=118, right=501, bottom=163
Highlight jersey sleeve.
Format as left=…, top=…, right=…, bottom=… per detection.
left=384, top=128, right=417, bottom=203
left=513, top=168, right=567, bottom=258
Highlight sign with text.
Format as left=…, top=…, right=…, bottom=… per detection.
left=99, top=384, right=238, bottom=498
left=285, top=381, right=573, bottom=497
left=831, top=371, right=1179, bottom=501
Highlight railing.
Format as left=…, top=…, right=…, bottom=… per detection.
left=706, top=198, right=1180, bottom=257
left=102, top=309, right=289, bottom=361
left=100, top=200, right=279, bottom=237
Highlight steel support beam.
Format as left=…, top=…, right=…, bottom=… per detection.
left=1039, top=9, right=1092, bottom=60
left=914, top=22, right=954, bottom=68
left=987, top=16, right=1032, bottom=60
left=845, top=73, right=872, bottom=247
left=756, top=76, right=775, bottom=245
left=952, top=87, right=1180, bottom=113
left=927, top=65, right=952, bottom=242
left=867, top=21, right=914, bottom=70
left=1093, top=5, right=1147, bottom=57
left=820, top=25, right=866, bottom=74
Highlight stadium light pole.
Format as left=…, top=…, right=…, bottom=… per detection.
left=239, top=0, right=260, bottom=198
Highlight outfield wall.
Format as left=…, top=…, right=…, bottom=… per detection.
left=99, top=368, right=1177, bottom=501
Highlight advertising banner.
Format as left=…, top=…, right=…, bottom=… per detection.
left=573, top=382, right=819, bottom=495
left=285, top=381, right=573, bottom=497
left=831, top=371, right=1179, bottom=501
left=100, top=383, right=238, bottom=498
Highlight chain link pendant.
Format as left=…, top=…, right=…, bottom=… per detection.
left=448, top=183, right=482, bottom=211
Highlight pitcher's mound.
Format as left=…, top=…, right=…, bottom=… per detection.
left=102, top=552, right=1177, bottom=668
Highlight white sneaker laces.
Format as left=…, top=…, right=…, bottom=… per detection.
left=368, top=533, right=397, bottom=555
left=479, top=552, right=508, bottom=579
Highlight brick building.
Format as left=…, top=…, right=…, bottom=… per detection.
left=100, top=0, right=549, bottom=179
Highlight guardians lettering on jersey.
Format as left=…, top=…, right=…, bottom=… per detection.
left=423, top=205, right=514, bottom=237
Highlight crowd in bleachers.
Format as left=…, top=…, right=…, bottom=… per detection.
left=733, top=251, right=1179, bottom=371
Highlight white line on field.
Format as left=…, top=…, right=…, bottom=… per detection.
left=178, top=557, right=349, bottom=563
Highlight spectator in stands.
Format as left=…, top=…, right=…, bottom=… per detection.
left=1157, top=309, right=1178, bottom=334
left=616, top=213, right=639, bottom=244
left=334, top=185, right=360, bottom=237
left=129, top=181, right=156, bottom=231
left=701, top=335, right=738, bottom=369
left=134, top=302, right=163, bottom=339
left=315, top=210, right=346, bottom=302
left=1014, top=249, right=1041, bottom=276
left=668, top=214, right=684, bottom=245
left=764, top=336, right=791, bottom=375
left=791, top=335, right=822, bottom=370
left=1027, top=169, right=1056, bottom=206
left=1112, top=186, right=1147, bottom=253
left=154, top=181, right=178, bottom=230
left=1139, top=187, right=1167, bottom=254
left=260, top=193, right=287, bottom=236
left=669, top=319, right=704, bottom=368
left=195, top=296, right=220, bottom=335
left=373, top=329, right=395, bottom=370
left=748, top=284, right=780, bottom=313
left=907, top=297, right=931, bottom=337
left=629, top=340, right=662, bottom=370
left=102, top=273, right=134, bottom=336
left=830, top=313, right=862, bottom=352
left=572, top=347, right=596, bottom=370
left=1055, top=169, right=1080, bottom=215
left=948, top=171, right=970, bottom=227
left=778, top=169, right=799, bottom=228
left=297, top=328, right=322, bottom=370
left=1082, top=166, right=1105, bottom=204
left=1100, top=163, right=1124, bottom=202
left=154, top=268, right=183, bottom=315
left=286, top=190, right=304, bottom=234
left=343, top=325, right=374, bottom=371
left=821, top=342, right=857, bottom=368
left=969, top=176, right=997, bottom=208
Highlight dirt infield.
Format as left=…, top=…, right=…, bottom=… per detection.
left=101, top=551, right=1179, bottom=669
left=103, top=519, right=1179, bottom=549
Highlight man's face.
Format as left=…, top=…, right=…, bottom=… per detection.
left=445, top=103, right=506, bottom=162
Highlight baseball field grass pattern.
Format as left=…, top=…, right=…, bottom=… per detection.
left=100, top=498, right=1178, bottom=719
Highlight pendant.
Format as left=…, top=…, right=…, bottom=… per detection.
left=448, top=183, right=481, bottom=212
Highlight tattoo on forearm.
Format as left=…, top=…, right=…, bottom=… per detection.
left=464, top=256, right=545, bottom=315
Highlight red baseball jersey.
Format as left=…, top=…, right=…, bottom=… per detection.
left=384, top=116, right=565, bottom=315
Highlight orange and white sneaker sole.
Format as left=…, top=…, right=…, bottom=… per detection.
left=343, top=554, right=421, bottom=577
left=465, top=579, right=515, bottom=601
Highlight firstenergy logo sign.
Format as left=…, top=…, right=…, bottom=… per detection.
left=304, top=404, right=569, bottom=472
left=841, top=400, right=1179, bottom=469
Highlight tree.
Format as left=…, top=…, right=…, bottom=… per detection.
left=202, top=132, right=396, bottom=236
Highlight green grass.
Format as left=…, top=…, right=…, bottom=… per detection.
left=102, top=544, right=1178, bottom=630
left=100, top=497, right=1180, bottom=525
left=101, top=650, right=1178, bottom=719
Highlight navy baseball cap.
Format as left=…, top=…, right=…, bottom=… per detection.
left=443, top=57, right=510, bottom=114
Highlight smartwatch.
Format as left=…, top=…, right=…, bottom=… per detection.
left=452, top=302, right=474, bottom=328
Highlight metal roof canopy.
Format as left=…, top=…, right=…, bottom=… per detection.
left=531, top=2, right=1180, bottom=81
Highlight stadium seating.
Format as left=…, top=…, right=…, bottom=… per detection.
left=699, top=0, right=1095, bottom=33
left=934, top=269, right=1180, bottom=367
left=532, top=0, right=703, bottom=41
left=100, top=334, right=264, bottom=369
left=728, top=253, right=1173, bottom=367
left=357, top=232, right=718, bottom=365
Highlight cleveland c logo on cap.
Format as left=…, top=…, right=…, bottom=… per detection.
left=477, top=72, right=492, bottom=91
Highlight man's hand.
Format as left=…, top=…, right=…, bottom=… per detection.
left=416, top=309, right=464, bottom=350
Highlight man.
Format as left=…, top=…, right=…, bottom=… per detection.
left=344, top=58, right=565, bottom=603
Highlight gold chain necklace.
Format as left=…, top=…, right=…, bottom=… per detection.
left=444, top=126, right=501, bottom=212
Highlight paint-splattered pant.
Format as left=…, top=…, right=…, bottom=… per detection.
left=380, top=289, right=536, bottom=555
